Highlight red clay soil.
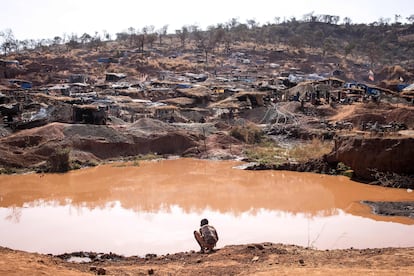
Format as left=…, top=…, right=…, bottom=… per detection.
left=1, top=244, right=413, bottom=275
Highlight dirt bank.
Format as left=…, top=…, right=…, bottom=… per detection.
left=327, top=135, right=414, bottom=185
left=0, top=119, right=202, bottom=170
left=1, top=244, right=414, bottom=276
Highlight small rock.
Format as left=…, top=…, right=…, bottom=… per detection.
left=196, top=258, right=202, bottom=263
left=148, top=268, right=154, bottom=275
left=89, top=266, right=97, bottom=271
left=299, top=259, right=305, bottom=266
left=97, top=267, right=106, bottom=275
left=252, top=256, right=259, bottom=262
left=254, top=244, right=264, bottom=250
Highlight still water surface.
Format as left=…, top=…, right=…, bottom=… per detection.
left=0, top=158, right=413, bottom=256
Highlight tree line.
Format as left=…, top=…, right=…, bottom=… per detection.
left=2, top=13, right=414, bottom=66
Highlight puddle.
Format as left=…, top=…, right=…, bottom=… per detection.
left=0, top=158, right=413, bottom=256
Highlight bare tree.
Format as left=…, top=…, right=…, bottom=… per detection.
left=102, top=30, right=111, bottom=41
left=274, top=17, right=281, bottom=24
left=343, top=17, right=352, bottom=25
left=0, top=29, right=16, bottom=56
left=147, top=33, right=157, bottom=49
left=80, top=33, right=92, bottom=45
left=53, top=36, right=62, bottom=45
left=157, top=24, right=168, bottom=46
left=394, top=14, right=402, bottom=24
left=176, top=26, right=189, bottom=48
left=90, top=32, right=102, bottom=51
left=246, top=19, right=258, bottom=29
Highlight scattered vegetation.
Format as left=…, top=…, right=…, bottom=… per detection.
left=288, top=138, right=333, bottom=162
left=336, top=162, right=353, bottom=177
left=3, top=12, right=414, bottom=67
left=245, top=138, right=333, bottom=165
left=113, top=153, right=161, bottom=167
left=47, top=147, right=71, bottom=173
left=370, top=169, right=414, bottom=189
left=0, top=167, right=18, bottom=175
left=230, top=123, right=263, bottom=144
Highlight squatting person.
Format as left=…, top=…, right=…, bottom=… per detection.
left=194, top=218, right=219, bottom=253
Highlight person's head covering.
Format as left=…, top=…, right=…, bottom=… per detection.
left=200, top=218, right=209, bottom=226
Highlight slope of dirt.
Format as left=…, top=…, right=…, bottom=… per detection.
left=327, top=135, right=414, bottom=184
left=1, top=244, right=413, bottom=276
left=328, top=102, right=414, bottom=129
left=0, top=120, right=202, bottom=170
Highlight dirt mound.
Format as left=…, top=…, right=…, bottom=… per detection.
left=202, top=132, right=243, bottom=159
left=0, top=123, right=66, bottom=168
left=327, top=135, right=414, bottom=183
left=129, top=118, right=176, bottom=134
left=329, top=103, right=414, bottom=128
left=386, top=107, right=414, bottom=128
left=0, top=122, right=200, bottom=170
left=376, top=65, right=413, bottom=82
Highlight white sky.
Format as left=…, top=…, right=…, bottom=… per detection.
left=1, top=0, right=414, bottom=40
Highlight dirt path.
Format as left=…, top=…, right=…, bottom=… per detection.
left=1, top=244, right=413, bottom=275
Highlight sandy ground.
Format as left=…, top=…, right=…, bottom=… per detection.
left=1, top=243, right=414, bottom=275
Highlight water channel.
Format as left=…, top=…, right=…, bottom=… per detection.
left=0, top=158, right=413, bottom=256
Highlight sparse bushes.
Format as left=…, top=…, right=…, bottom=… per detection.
left=0, top=167, right=18, bottom=174
left=47, top=147, right=71, bottom=173
left=370, top=169, right=414, bottom=189
left=289, top=138, right=333, bottom=162
left=244, top=143, right=287, bottom=165
left=230, top=123, right=263, bottom=144
left=245, top=138, right=333, bottom=165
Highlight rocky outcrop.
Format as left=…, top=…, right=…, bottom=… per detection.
left=327, top=135, right=414, bottom=181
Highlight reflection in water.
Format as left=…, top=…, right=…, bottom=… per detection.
left=5, top=206, right=22, bottom=223
left=0, top=158, right=413, bottom=256
left=1, top=201, right=413, bottom=256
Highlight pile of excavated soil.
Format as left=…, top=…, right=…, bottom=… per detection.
left=328, top=102, right=414, bottom=128
left=327, top=135, right=414, bottom=185
left=202, top=132, right=243, bottom=159
left=0, top=120, right=201, bottom=170
left=129, top=118, right=177, bottom=134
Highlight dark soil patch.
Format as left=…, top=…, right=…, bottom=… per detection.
left=362, top=201, right=414, bottom=218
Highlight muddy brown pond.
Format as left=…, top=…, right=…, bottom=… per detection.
left=0, top=158, right=413, bottom=257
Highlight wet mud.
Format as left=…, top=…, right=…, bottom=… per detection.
left=362, top=200, right=414, bottom=218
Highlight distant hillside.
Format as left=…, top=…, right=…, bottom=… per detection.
left=1, top=18, right=414, bottom=87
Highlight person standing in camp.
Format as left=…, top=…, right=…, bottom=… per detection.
left=194, top=218, right=219, bottom=253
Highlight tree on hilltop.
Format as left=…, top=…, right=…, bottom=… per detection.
left=0, top=29, right=17, bottom=56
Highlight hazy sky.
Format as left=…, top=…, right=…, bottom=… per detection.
left=1, top=0, right=413, bottom=40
